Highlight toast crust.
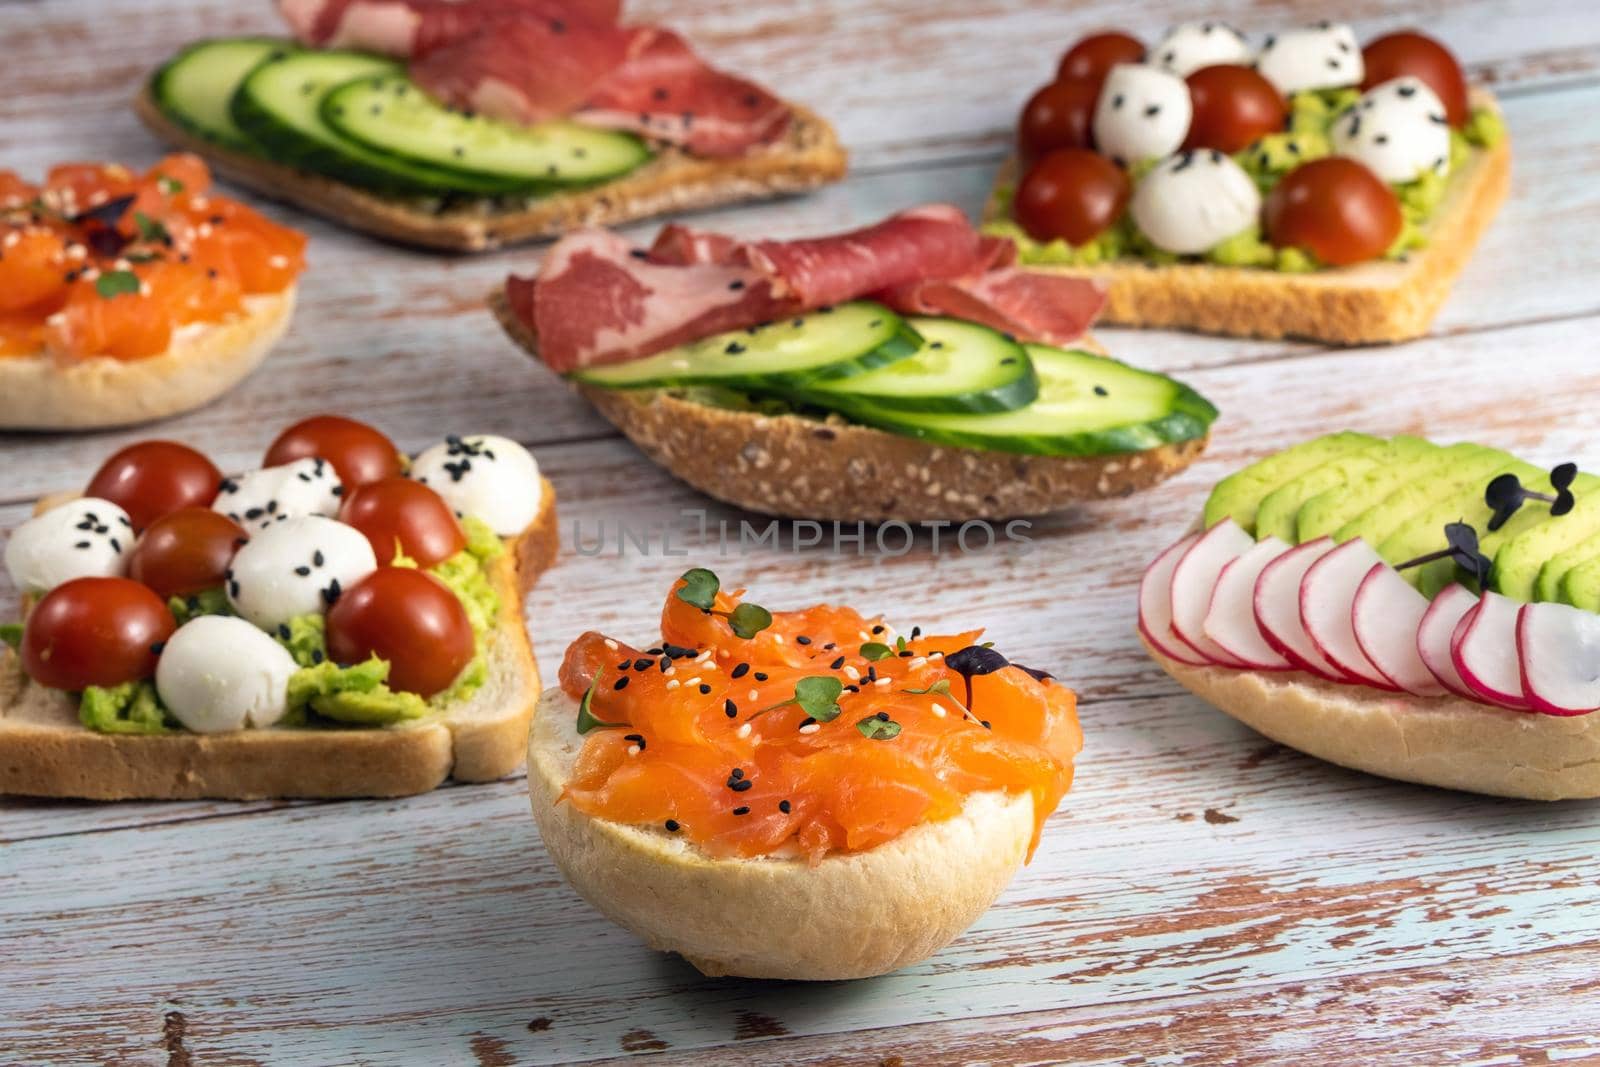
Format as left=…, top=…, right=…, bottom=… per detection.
left=0, top=478, right=559, bottom=800
left=135, top=89, right=847, bottom=252
left=489, top=289, right=1206, bottom=521
left=0, top=289, right=295, bottom=432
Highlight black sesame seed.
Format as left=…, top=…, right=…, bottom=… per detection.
left=1094, top=385, right=1109, bottom=396
left=829, top=656, right=845, bottom=670
left=796, top=635, right=811, bottom=646
left=633, top=657, right=653, bottom=671
left=698, top=683, right=712, bottom=695
left=624, top=733, right=645, bottom=749
left=871, top=625, right=885, bottom=635
left=664, top=819, right=680, bottom=832
left=277, top=624, right=291, bottom=639
left=778, top=800, right=791, bottom=813
left=724, top=699, right=738, bottom=718
left=614, top=676, right=630, bottom=691
left=753, top=672, right=768, bottom=682
left=731, top=662, right=749, bottom=679
left=732, top=806, right=750, bottom=816
left=74, top=540, right=90, bottom=549
left=294, top=565, right=311, bottom=576
left=730, top=778, right=753, bottom=792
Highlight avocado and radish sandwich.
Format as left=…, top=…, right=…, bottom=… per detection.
left=492, top=204, right=1218, bottom=522
left=136, top=2, right=845, bottom=251
left=987, top=23, right=1509, bottom=344
left=0, top=415, right=557, bottom=800
left=1140, top=432, right=1600, bottom=801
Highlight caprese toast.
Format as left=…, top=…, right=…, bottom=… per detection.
left=1140, top=432, right=1600, bottom=800
left=136, top=2, right=846, bottom=252
left=491, top=204, right=1217, bottom=521
left=987, top=24, right=1510, bottom=344
left=0, top=155, right=304, bottom=430
left=0, top=415, right=557, bottom=800
left=529, top=568, right=1082, bottom=979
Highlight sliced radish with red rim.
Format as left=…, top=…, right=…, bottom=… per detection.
left=1203, top=537, right=1293, bottom=670
left=1516, top=601, right=1600, bottom=716
left=1353, top=563, right=1446, bottom=697
left=1253, top=537, right=1350, bottom=681
left=1299, top=539, right=1397, bottom=690
left=1139, top=533, right=1208, bottom=666
left=1416, top=584, right=1479, bottom=701
left=1451, top=591, right=1531, bottom=710
left=1170, top=521, right=1254, bottom=667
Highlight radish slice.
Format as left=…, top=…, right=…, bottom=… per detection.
left=1417, top=584, right=1479, bottom=701
left=1203, top=537, right=1293, bottom=669
left=1451, top=591, right=1531, bottom=709
left=1299, top=539, right=1396, bottom=689
left=1516, top=601, right=1600, bottom=716
left=1253, top=537, right=1349, bottom=681
left=1139, top=533, right=1208, bottom=665
left=1170, top=521, right=1254, bottom=667
left=1353, top=563, right=1447, bottom=696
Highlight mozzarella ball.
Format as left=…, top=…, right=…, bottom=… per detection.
left=213, top=458, right=342, bottom=532
left=1256, top=23, right=1363, bottom=95
left=1092, top=64, right=1193, bottom=167
left=409, top=435, right=543, bottom=537
left=225, top=515, right=376, bottom=631
left=1131, top=150, right=1263, bottom=255
left=1331, top=76, right=1453, bottom=182
left=156, top=615, right=299, bottom=733
left=1150, top=22, right=1251, bottom=77
left=4, top=498, right=134, bottom=594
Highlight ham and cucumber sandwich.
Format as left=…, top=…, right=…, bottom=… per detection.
left=1140, top=432, right=1600, bottom=801
left=529, top=568, right=1082, bottom=979
left=492, top=204, right=1218, bottom=521
left=0, top=415, right=558, bottom=800
left=0, top=155, right=305, bottom=430
left=988, top=24, right=1509, bottom=343
left=137, top=1, right=845, bottom=252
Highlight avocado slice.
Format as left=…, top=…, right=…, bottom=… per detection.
left=1253, top=436, right=1435, bottom=544
left=1203, top=431, right=1378, bottom=534
left=1332, top=447, right=1511, bottom=549
left=1561, top=552, right=1600, bottom=611
left=1375, top=459, right=1542, bottom=586
left=1415, top=471, right=1599, bottom=597
left=1496, top=491, right=1600, bottom=602
left=1294, top=441, right=1476, bottom=542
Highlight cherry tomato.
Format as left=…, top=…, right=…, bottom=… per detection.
left=263, top=415, right=402, bottom=490
left=1362, top=30, right=1469, bottom=128
left=1018, top=79, right=1100, bottom=165
left=22, top=577, right=175, bottom=690
left=1265, top=158, right=1403, bottom=267
left=85, top=440, right=221, bottom=531
left=1185, top=65, right=1288, bottom=154
left=1057, top=31, right=1144, bottom=86
left=326, top=567, right=474, bottom=697
left=127, top=508, right=248, bottom=599
left=338, top=477, right=465, bottom=567
left=1013, top=149, right=1131, bottom=245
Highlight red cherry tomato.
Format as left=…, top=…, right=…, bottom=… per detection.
left=1265, top=158, right=1403, bottom=267
left=263, top=414, right=402, bottom=490
left=1185, top=65, right=1288, bottom=154
left=127, top=508, right=248, bottom=599
left=85, top=441, right=221, bottom=531
left=1057, top=31, right=1144, bottom=86
left=1018, top=79, right=1100, bottom=165
left=1013, top=149, right=1131, bottom=245
left=338, top=477, right=466, bottom=567
left=326, top=567, right=474, bottom=697
left=22, top=577, right=175, bottom=690
left=1362, top=30, right=1469, bottom=128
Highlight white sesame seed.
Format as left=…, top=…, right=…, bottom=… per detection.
left=748, top=689, right=759, bottom=701
left=858, top=630, right=870, bottom=641
left=875, top=677, right=892, bottom=688
left=664, top=666, right=677, bottom=677
left=736, top=723, right=752, bottom=739
left=716, top=648, right=730, bottom=659
left=627, top=744, right=641, bottom=756
left=666, top=679, right=680, bottom=690
left=844, top=666, right=861, bottom=681
left=771, top=633, right=785, bottom=643
left=799, top=723, right=821, bottom=734
left=929, top=652, right=943, bottom=660
left=931, top=703, right=948, bottom=718
left=603, top=639, right=618, bottom=650
left=909, top=657, right=927, bottom=670
left=684, top=676, right=700, bottom=687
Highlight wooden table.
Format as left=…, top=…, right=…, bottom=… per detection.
left=5, top=1, right=1600, bottom=1063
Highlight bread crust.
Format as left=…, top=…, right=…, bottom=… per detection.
left=0, top=479, right=559, bottom=800
left=0, top=289, right=294, bottom=431
left=135, top=89, right=847, bottom=252
left=526, top=687, right=1036, bottom=979
left=489, top=289, right=1206, bottom=521
left=1144, top=637, right=1600, bottom=800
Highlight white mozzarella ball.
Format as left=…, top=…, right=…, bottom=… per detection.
left=1331, top=76, right=1453, bottom=182
left=1256, top=23, right=1363, bottom=95
left=1150, top=22, right=1252, bottom=77
left=1093, top=65, right=1193, bottom=167
left=156, top=615, right=299, bottom=733
left=409, top=435, right=542, bottom=537
left=213, top=458, right=343, bottom=532
left=1131, top=150, right=1263, bottom=255
left=4, top=498, right=134, bottom=594
left=225, top=515, right=376, bottom=631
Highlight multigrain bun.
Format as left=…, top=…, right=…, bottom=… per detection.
left=526, top=687, right=1037, bottom=979
left=135, top=90, right=847, bottom=253
left=1144, top=637, right=1600, bottom=801
left=0, top=289, right=294, bottom=431
left=0, top=479, right=558, bottom=800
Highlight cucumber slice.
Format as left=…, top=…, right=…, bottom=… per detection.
left=829, top=344, right=1217, bottom=456
left=150, top=37, right=290, bottom=152
left=802, top=317, right=1038, bottom=414
left=569, top=303, right=922, bottom=389
left=323, top=75, right=651, bottom=189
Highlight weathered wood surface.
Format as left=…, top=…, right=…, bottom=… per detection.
left=4, top=0, right=1600, bottom=1063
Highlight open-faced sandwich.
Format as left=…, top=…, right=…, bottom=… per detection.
left=986, top=24, right=1510, bottom=344
left=1, top=155, right=304, bottom=430
left=1140, top=432, right=1600, bottom=800
left=492, top=204, right=1218, bottom=521
left=528, top=568, right=1082, bottom=979
left=0, top=415, right=557, bottom=800
left=136, top=1, right=846, bottom=252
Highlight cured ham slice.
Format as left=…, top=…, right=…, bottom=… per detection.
left=280, top=0, right=621, bottom=54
